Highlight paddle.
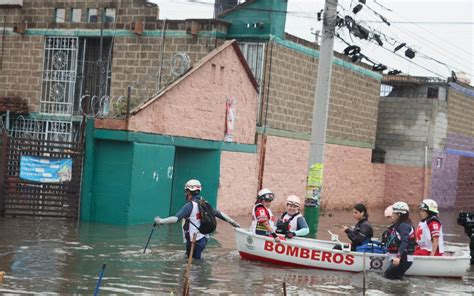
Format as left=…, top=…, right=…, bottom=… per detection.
left=328, top=230, right=351, bottom=251
left=93, top=263, right=106, bottom=296
left=143, top=223, right=157, bottom=254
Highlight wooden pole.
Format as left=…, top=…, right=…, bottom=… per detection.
left=183, top=233, right=197, bottom=296
left=283, top=281, right=287, bottom=296
left=363, top=252, right=366, bottom=295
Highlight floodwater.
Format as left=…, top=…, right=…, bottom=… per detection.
left=0, top=209, right=472, bottom=295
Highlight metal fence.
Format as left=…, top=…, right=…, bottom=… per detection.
left=0, top=132, right=83, bottom=218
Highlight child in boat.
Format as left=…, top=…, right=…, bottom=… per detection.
left=342, top=203, right=373, bottom=251
left=250, top=188, right=279, bottom=242
left=275, top=195, right=309, bottom=238
left=414, top=199, right=445, bottom=256
left=384, top=201, right=416, bottom=280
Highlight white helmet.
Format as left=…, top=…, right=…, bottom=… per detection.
left=392, top=201, right=409, bottom=214
left=185, top=179, right=202, bottom=192
left=384, top=205, right=393, bottom=217
left=257, top=188, right=274, bottom=201
left=420, top=199, right=439, bottom=214
left=286, top=195, right=301, bottom=207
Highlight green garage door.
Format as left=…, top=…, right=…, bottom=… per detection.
left=170, top=148, right=221, bottom=215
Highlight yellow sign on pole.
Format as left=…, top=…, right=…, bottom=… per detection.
left=305, top=163, right=323, bottom=208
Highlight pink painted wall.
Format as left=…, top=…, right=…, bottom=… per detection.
left=323, top=144, right=386, bottom=210
left=261, top=135, right=311, bottom=212
left=126, top=44, right=257, bottom=145
left=253, top=138, right=387, bottom=213
left=384, top=164, right=431, bottom=208
left=217, top=151, right=259, bottom=215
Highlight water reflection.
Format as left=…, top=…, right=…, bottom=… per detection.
left=0, top=209, right=472, bottom=294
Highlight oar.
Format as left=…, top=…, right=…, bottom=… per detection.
left=93, top=263, right=106, bottom=296
left=143, top=223, right=157, bottom=253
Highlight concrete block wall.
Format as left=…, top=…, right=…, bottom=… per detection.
left=376, top=97, right=441, bottom=166
left=261, top=39, right=380, bottom=146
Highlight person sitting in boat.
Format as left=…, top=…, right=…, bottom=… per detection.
left=384, top=201, right=416, bottom=280
left=381, top=205, right=394, bottom=246
left=342, top=203, right=373, bottom=251
left=275, top=195, right=309, bottom=239
left=414, top=199, right=445, bottom=256
left=250, top=188, right=279, bottom=242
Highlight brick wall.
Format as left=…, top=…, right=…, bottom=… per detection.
left=109, top=41, right=258, bottom=144
left=110, top=32, right=223, bottom=105
left=456, top=156, right=474, bottom=210
left=2, top=0, right=159, bottom=29
left=447, top=88, right=474, bottom=138
left=0, top=35, right=43, bottom=110
left=260, top=39, right=380, bottom=146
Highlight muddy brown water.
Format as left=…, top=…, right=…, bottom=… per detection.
left=0, top=209, right=472, bottom=294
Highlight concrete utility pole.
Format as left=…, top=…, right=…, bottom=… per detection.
left=304, top=0, right=338, bottom=237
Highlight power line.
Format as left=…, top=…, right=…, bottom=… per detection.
left=360, top=21, right=474, bottom=25
left=353, top=6, right=474, bottom=77
left=378, top=1, right=474, bottom=58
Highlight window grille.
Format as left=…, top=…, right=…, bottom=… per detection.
left=40, top=37, right=79, bottom=116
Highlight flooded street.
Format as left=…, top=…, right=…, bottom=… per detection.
left=0, top=209, right=472, bottom=295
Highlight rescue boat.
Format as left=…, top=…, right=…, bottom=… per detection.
left=234, top=228, right=471, bottom=278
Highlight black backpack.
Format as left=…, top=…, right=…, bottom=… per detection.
left=189, top=199, right=217, bottom=234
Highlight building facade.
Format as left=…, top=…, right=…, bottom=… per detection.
left=377, top=76, right=474, bottom=209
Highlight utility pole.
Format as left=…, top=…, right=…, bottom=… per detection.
left=304, top=0, right=338, bottom=237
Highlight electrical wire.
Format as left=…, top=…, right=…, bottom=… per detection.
left=352, top=6, right=474, bottom=77
left=369, top=0, right=473, bottom=58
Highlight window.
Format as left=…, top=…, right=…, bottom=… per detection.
left=380, top=84, right=393, bottom=97
left=88, top=8, right=98, bottom=23
left=105, top=8, right=116, bottom=23
left=71, top=8, right=81, bottom=23
left=55, top=8, right=65, bottom=23
left=436, top=158, right=443, bottom=169
left=238, top=42, right=265, bottom=86
left=427, top=87, right=439, bottom=99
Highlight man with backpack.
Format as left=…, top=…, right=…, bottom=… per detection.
left=153, top=179, right=240, bottom=259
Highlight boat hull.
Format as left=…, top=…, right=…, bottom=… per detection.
left=234, top=228, right=470, bottom=277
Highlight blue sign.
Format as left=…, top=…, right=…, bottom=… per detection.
left=20, top=156, right=73, bottom=183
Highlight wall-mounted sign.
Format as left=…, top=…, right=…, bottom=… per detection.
left=20, top=156, right=72, bottom=183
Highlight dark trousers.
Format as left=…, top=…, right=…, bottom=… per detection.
left=186, top=237, right=208, bottom=259
left=384, top=256, right=413, bottom=279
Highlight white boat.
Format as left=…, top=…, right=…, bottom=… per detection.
left=234, top=228, right=471, bottom=278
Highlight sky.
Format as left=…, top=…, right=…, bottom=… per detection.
left=152, top=0, right=474, bottom=85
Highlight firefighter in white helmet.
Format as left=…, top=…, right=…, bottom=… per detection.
left=153, top=179, right=240, bottom=259
left=414, top=199, right=444, bottom=256
left=275, top=195, right=309, bottom=238
left=250, top=188, right=279, bottom=241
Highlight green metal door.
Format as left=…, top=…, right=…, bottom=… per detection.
left=129, top=143, right=175, bottom=224
left=170, top=148, right=221, bottom=215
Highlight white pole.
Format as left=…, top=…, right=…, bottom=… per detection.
left=304, top=0, right=338, bottom=236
